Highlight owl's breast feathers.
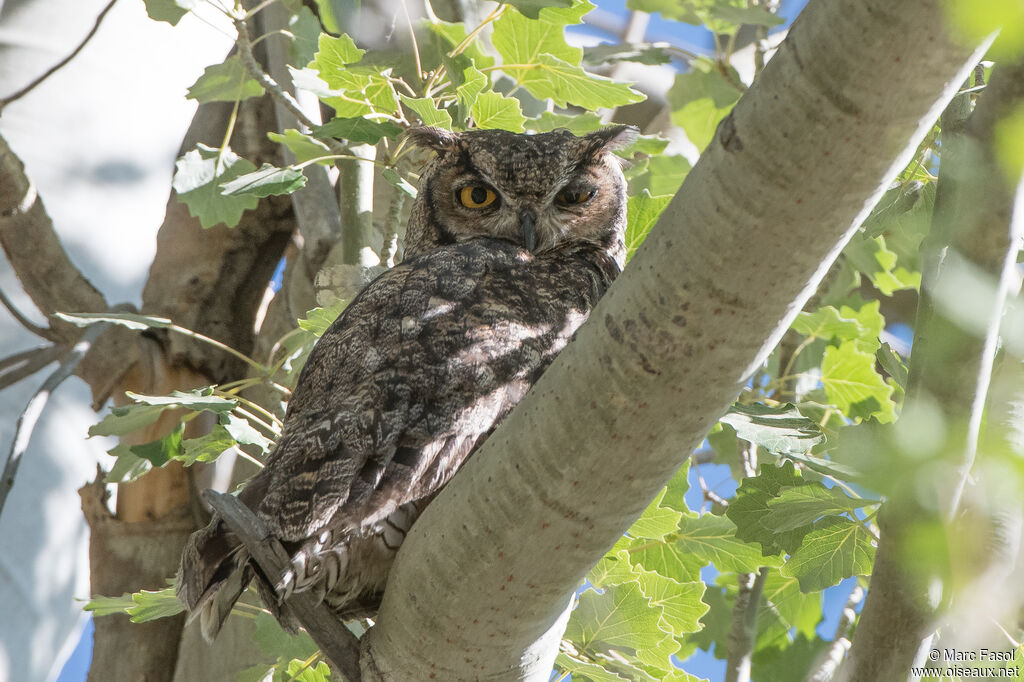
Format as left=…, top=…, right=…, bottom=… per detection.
left=177, top=237, right=620, bottom=638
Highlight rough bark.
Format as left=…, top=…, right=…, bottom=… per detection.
left=841, top=59, right=1024, bottom=682
left=363, top=1, right=992, bottom=676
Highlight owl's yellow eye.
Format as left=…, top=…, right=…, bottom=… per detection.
left=458, top=186, right=498, bottom=209
left=556, top=188, right=596, bottom=206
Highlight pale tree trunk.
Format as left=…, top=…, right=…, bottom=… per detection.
left=840, top=58, right=1024, bottom=682
left=362, top=0, right=992, bottom=676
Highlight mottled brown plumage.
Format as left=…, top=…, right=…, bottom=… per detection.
left=177, top=125, right=636, bottom=640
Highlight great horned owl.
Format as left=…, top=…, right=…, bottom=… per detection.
left=177, top=124, right=636, bottom=640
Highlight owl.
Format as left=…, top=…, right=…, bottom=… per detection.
left=177, top=124, right=637, bottom=640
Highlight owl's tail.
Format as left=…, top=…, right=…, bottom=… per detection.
left=176, top=519, right=252, bottom=642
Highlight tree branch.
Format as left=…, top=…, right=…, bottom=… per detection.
left=0, top=320, right=109, bottom=515
left=725, top=567, right=768, bottom=682
left=842, top=58, right=1024, bottom=682
left=232, top=16, right=345, bottom=157
left=0, top=286, right=55, bottom=340
left=0, top=344, right=62, bottom=390
left=201, top=490, right=362, bottom=681
left=809, top=584, right=864, bottom=682
left=363, top=1, right=993, bottom=676
left=0, top=0, right=118, bottom=111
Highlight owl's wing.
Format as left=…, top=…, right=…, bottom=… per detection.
left=240, top=238, right=593, bottom=543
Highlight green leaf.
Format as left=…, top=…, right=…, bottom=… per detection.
left=627, top=155, right=690, bottom=197
left=668, top=66, right=741, bottom=151
left=84, top=585, right=184, bottom=622
left=587, top=551, right=637, bottom=588
left=629, top=513, right=776, bottom=582
left=876, top=341, right=908, bottom=389
left=726, top=461, right=811, bottom=556
left=220, top=413, right=273, bottom=453
left=625, top=191, right=671, bottom=262
left=564, top=582, right=665, bottom=653
left=618, top=134, right=670, bottom=158
left=220, top=164, right=308, bottom=198
left=310, top=33, right=366, bottom=76
left=628, top=488, right=684, bottom=539
left=428, top=21, right=495, bottom=70
left=380, top=168, right=417, bottom=197
left=313, top=117, right=403, bottom=145
left=672, top=98, right=727, bottom=152
left=89, top=404, right=166, bottom=437
left=839, top=300, right=884, bottom=354
left=761, top=484, right=871, bottom=533
left=583, top=42, right=672, bottom=66
left=719, top=403, right=824, bottom=456
left=780, top=516, right=876, bottom=592
left=172, top=144, right=259, bottom=228
left=288, top=7, right=322, bottom=67
left=554, top=653, right=631, bottom=681
left=660, top=460, right=691, bottom=513
left=626, top=0, right=699, bottom=23
left=504, top=0, right=575, bottom=20
left=513, top=54, right=645, bottom=110
left=401, top=96, right=453, bottom=128
left=125, top=388, right=236, bottom=413
left=83, top=592, right=136, bottom=616
left=635, top=570, right=707, bottom=635
left=752, top=635, right=830, bottom=682
left=283, top=660, right=331, bottom=682
left=491, top=0, right=644, bottom=109
left=126, top=585, right=185, bottom=622
left=268, top=129, right=333, bottom=165
left=455, top=66, right=489, bottom=120
left=56, top=311, right=173, bottom=331
left=128, top=423, right=184, bottom=467
left=310, top=0, right=341, bottom=34
left=492, top=0, right=591, bottom=67
left=295, top=65, right=399, bottom=118
left=820, top=341, right=896, bottom=423
left=791, top=306, right=864, bottom=343
left=760, top=572, right=821, bottom=639
left=298, top=299, right=349, bottom=337
left=186, top=55, right=265, bottom=103
left=471, top=91, right=526, bottom=131
left=142, top=0, right=192, bottom=25
left=179, top=424, right=237, bottom=465
left=252, top=611, right=318, bottom=662
left=844, top=234, right=920, bottom=296
left=104, top=444, right=153, bottom=483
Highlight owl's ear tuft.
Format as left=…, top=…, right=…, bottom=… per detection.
left=405, top=126, right=459, bottom=153
left=583, top=125, right=639, bottom=155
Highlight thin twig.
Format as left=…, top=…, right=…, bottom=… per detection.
left=0, top=345, right=62, bottom=390
left=725, top=567, right=769, bottom=682
left=202, top=490, right=363, bottom=680
left=0, top=0, right=119, bottom=110
left=808, top=583, right=864, bottom=681
left=399, top=0, right=424, bottom=82
left=0, top=287, right=55, bottom=340
left=232, top=17, right=346, bottom=156
left=0, top=322, right=109, bottom=516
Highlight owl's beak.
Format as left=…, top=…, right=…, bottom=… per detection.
left=519, top=210, right=537, bottom=252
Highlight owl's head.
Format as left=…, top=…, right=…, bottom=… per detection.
left=403, top=126, right=636, bottom=264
